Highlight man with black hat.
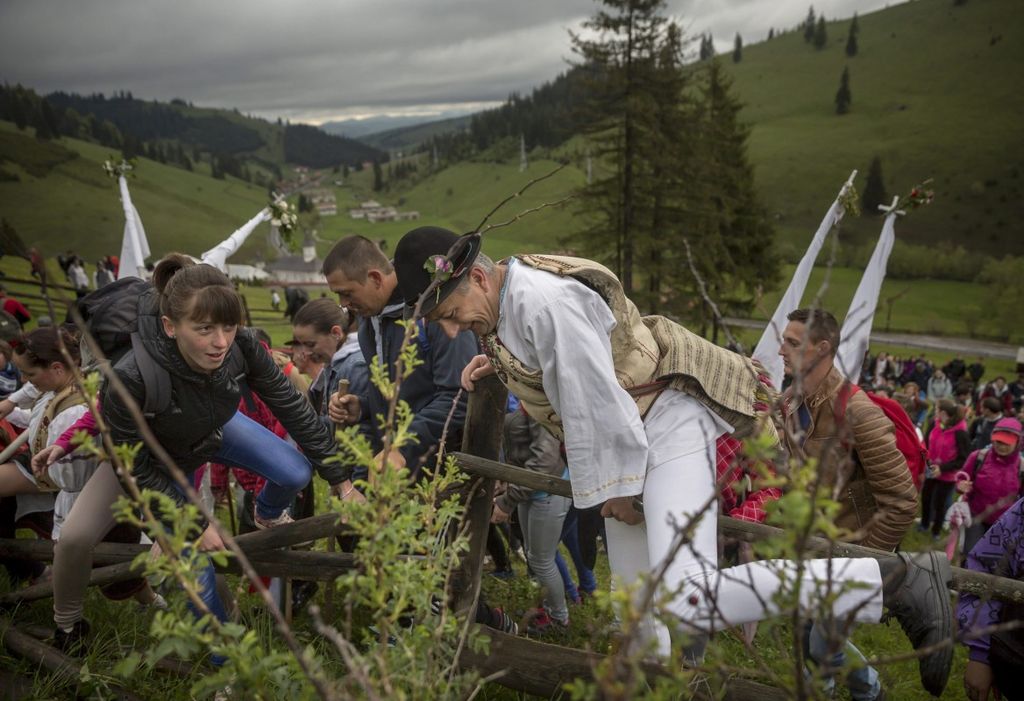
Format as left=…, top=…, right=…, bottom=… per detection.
left=323, top=235, right=477, bottom=477
left=389, top=225, right=955, bottom=695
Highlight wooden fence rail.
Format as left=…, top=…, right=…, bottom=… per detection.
left=4, top=374, right=999, bottom=699
left=452, top=451, right=1024, bottom=604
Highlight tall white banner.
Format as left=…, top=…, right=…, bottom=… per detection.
left=752, top=171, right=856, bottom=388
left=835, top=198, right=900, bottom=382
left=116, top=175, right=150, bottom=280
left=201, top=208, right=271, bottom=272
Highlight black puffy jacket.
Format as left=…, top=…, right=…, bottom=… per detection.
left=103, top=304, right=343, bottom=507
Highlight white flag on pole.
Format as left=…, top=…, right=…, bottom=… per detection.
left=201, top=208, right=271, bottom=272
left=834, top=196, right=902, bottom=382
left=116, top=175, right=150, bottom=280
left=752, top=171, right=856, bottom=389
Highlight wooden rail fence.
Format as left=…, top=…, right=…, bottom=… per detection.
left=0, top=374, right=1013, bottom=698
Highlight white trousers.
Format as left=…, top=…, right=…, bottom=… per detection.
left=604, top=390, right=884, bottom=656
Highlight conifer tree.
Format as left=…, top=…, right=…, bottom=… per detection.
left=10, top=94, right=28, bottom=131
left=733, top=33, right=743, bottom=62
left=804, top=6, right=817, bottom=42
left=570, top=0, right=672, bottom=293
left=699, top=33, right=714, bottom=60
left=846, top=29, right=858, bottom=56
left=814, top=16, right=828, bottom=49
left=40, top=99, right=60, bottom=139
left=835, top=66, right=851, bottom=114
left=32, top=106, right=54, bottom=140
left=372, top=160, right=383, bottom=191
left=862, top=156, right=888, bottom=213
left=768, top=28, right=775, bottom=40
left=672, top=60, right=779, bottom=331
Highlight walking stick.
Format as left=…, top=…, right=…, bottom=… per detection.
left=324, top=378, right=349, bottom=622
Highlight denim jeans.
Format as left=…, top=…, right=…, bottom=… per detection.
left=518, top=494, right=571, bottom=623
left=804, top=620, right=881, bottom=700
left=560, top=506, right=598, bottom=594
left=214, top=411, right=312, bottom=519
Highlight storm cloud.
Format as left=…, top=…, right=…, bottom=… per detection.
left=0, top=0, right=897, bottom=124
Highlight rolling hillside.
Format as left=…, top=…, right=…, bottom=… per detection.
left=0, top=0, right=1020, bottom=284
left=0, top=120, right=274, bottom=261
left=716, top=0, right=1023, bottom=255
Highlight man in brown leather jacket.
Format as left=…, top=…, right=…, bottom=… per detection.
left=780, top=308, right=918, bottom=549
left=779, top=308, right=920, bottom=701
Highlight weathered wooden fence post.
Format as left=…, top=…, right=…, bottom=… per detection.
left=452, top=374, right=507, bottom=619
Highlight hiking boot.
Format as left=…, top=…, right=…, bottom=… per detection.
left=880, top=552, right=952, bottom=696
left=254, top=506, right=294, bottom=530
left=53, top=619, right=90, bottom=654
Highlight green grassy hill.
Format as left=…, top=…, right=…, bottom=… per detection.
left=0, top=120, right=272, bottom=261
left=726, top=0, right=1024, bottom=255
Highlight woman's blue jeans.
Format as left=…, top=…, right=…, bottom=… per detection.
left=214, top=411, right=313, bottom=520
left=560, top=506, right=598, bottom=594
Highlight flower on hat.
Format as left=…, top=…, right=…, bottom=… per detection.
left=424, top=255, right=454, bottom=282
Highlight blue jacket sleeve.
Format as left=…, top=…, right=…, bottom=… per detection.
left=400, top=324, right=475, bottom=471
left=956, top=497, right=1024, bottom=663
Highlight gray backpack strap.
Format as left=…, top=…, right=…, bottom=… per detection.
left=130, top=332, right=172, bottom=416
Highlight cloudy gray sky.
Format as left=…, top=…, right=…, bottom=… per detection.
left=0, top=0, right=899, bottom=125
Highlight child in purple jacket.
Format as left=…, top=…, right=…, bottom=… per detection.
left=957, top=495, right=1024, bottom=700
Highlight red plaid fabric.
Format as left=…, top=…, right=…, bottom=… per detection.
left=716, top=434, right=781, bottom=524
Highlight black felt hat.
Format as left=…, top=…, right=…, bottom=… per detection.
left=394, top=226, right=481, bottom=319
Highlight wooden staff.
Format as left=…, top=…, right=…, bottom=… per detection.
left=323, top=377, right=350, bottom=622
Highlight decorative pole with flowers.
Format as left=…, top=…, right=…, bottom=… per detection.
left=753, top=170, right=859, bottom=389
left=103, top=157, right=151, bottom=280
left=200, top=194, right=299, bottom=272
left=835, top=180, right=935, bottom=380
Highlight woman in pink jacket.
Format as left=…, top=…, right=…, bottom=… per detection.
left=921, top=399, right=970, bottom=537
left=957, top=417, right=1023, bottom=554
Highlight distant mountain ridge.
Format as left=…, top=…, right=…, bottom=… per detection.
left=356, top=114, right=473, bottom=152
left=321, top=110, right=474, bottom=141
left=42, top=91, right=385, bottom=169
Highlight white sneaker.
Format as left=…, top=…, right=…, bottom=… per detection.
left=254, top=507, right=294, bottom=530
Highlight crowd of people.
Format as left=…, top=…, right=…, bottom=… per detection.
left=0, top=231, right=1021, bottom=700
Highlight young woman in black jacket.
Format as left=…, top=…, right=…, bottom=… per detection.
left=44, top=254, right=363, bottom=651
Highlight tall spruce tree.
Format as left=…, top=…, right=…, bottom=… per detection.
left=669, top=60, right=779, bottom=332
left=845, top=28, right=859, bottom=56
left=862, top=156, right=888, bottom=213
left=31, top=106, right=55, bottom=140
left=768, top=28, right=775, bottom=40
left=570, top=0, right=671, bottom=294
left=40, top=100, right=60, bottom=139
left=846, top=12, right=859, bottom=56
left=804, top=6, right=817, bottom=42
left=814, top=16, right=828, bottom=49
left=634, top=21, right=694, bottom=312
left=733, top=33, right=743, bottom=62
left=835, top=66, right=851, bottom=114
left=372, top=160, right=383, bottom=191
left=699, top=33, right=714, bottom=60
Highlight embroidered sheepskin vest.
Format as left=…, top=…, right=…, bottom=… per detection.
left=480, top=254, right=776, bottom=442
